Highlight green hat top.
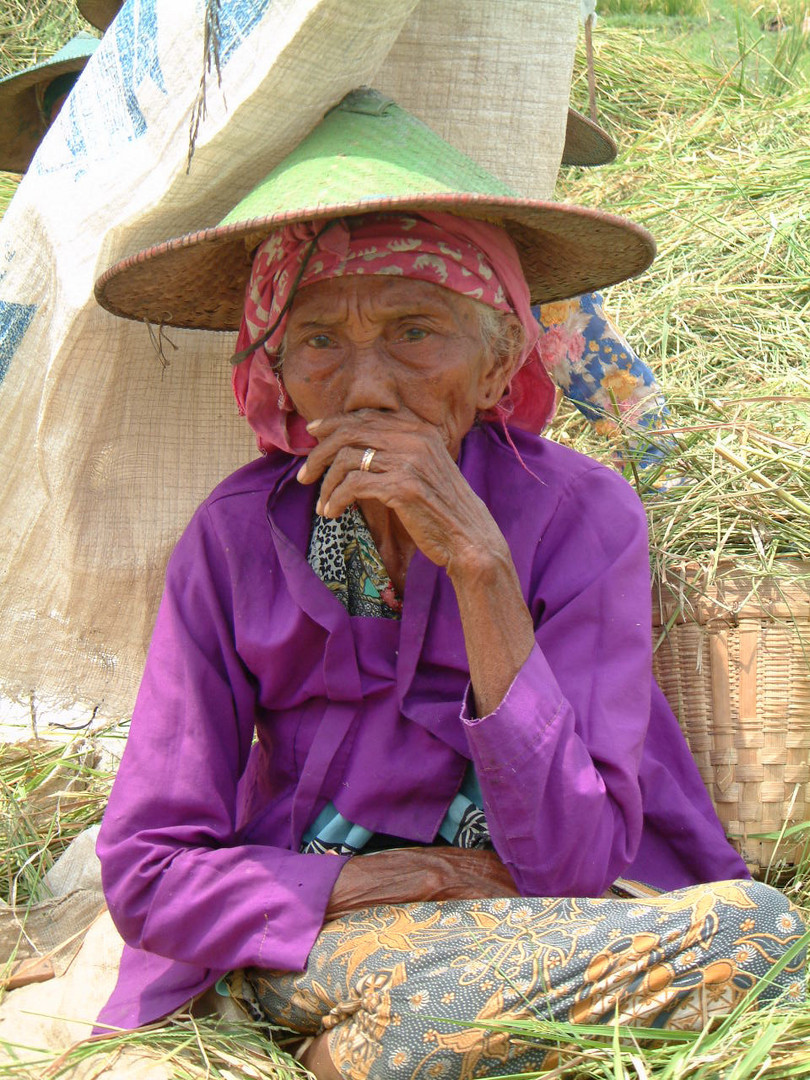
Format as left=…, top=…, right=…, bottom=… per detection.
left=221, top=88, right=518, bottom=230
left=96, top=88, right=655, bottom=331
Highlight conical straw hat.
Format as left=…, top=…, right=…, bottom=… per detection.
left=95, top=88, right=654, bottom=331
left=77, top=0, right=122, bottom=32
left=563, top=109, right=616, bottom=166
left=0, top=33, right=98, bottom=173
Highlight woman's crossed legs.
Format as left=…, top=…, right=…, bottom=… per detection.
left=228, top=881, right=805, bottom=1080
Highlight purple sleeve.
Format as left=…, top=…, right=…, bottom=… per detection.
left=96, top=505, right=346, bottom=973
left=462, top=464, right=652, bottom=897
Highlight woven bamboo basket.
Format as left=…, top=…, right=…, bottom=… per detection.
left=651, top=559, right=810, bottom=876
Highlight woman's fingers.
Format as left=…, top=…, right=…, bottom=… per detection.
left=297, top=426, right=377, bottom=486
left=319, top=462, right=409, bottom=519
left=297, top=411, right=437, bottom=493
left=298, top=408, right=436, bottom=485
left=293, top=407, right=501, bottom=571
left=309, top=414, right=444, bottom=519
left=315, top=446, right=384, bottom=514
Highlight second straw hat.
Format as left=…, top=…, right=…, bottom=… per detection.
left=77, top=0, right=122, bottom=32
left=0, top=32, right=98, bottom=173
left=95, top=88, right=653, bottom=331
left=563, top=109, right=616, bottom=167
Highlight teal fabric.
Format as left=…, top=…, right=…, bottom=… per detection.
left=301, top=763, right=487, bottom=854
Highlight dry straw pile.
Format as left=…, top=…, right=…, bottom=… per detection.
left=556, top=9, right=810, bottom=895
left=0, top=0, right=86, bottom=72
left=557, top=20, right=810, bottom=591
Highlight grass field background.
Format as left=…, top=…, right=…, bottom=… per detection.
left=1, top=1, right=809, bottom=1076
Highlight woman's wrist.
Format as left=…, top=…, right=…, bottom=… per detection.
left=448, top=541, right=535, bottom=717
left=444, top=533, right=514, bottom=589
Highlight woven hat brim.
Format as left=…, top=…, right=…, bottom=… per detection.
left=95, top=193, right=656, bottom=331
left=0, top=36, right=98, bottom=92
left=78, top=0, right=122, bottom=31
left=0, top=52, right=92, bottom=173
left=563, top=109, right=617, bottom=167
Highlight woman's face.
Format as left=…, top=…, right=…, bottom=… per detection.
left=281, top=276, right=513, bottom=458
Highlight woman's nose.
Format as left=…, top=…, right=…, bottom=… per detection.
left=340, top=343, right=398, bottom=413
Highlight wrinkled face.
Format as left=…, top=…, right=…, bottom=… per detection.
left=280, top=276, right=511, bottom=458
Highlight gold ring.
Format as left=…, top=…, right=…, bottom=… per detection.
left=360, top=448, right=376, bottom=472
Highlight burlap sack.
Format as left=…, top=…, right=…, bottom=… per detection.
left=1, top=827, right=105, bottom=988
left=0, top=909, right=163, bottom=1078
left=375, top=0, right=576, bottom=198
left=0, top=0, right=577, bottom=717
left=0, top=0, right=419, bottom=717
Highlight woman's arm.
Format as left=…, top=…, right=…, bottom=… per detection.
left=300, top=409, right=654, bottom=899
left=325, top=846, right=520, bottom=921
left=97, top=504, right=346, bottom=974
left=461, top=463, right=653, bottom=898
left=300, top=407, right=536, bottom=714
left=445, top=538, right=535, bottom=717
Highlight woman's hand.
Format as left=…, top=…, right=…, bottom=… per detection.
left=297, top=408, right=535, bottom=715
left=296, top=407, right=507, bottom=577
left=324, top=847, right=521, bottom=923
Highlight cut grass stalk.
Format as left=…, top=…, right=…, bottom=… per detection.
left=39, top=1014, right=309, bottom=1080
left=0, top=1, right=90, bottom=78
left=0, top=738, right=113, bottom=906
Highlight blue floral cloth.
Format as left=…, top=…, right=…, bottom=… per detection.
left=537, top=292, right=672, bottom=469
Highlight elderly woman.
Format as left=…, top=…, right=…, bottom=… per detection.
left=94, top=91, right=804, bottom=1079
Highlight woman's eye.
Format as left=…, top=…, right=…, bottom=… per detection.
left=400, top=326, right=429, bottom=342
left=306, top=333, right=334, bottom=349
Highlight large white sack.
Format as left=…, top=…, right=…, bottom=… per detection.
left=0, top=0, right=420, bottom=715
left=0, top=0, right=576, bottom=717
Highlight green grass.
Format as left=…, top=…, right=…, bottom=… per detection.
left=600, top=0, right=704, bottom=16
left=0, top=174, right=18, bottom=217
left=557, top=14, right=810, bottom=583
left=0, top=0, right=90, bottom=78
left=0, top=1012, right=309, bottom=1079
left=0, top=737, right=115, bottom=907
left=596, top=0, right=810, bottom=92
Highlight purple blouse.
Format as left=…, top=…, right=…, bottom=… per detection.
left=96, top=424, right=748, bottom=1030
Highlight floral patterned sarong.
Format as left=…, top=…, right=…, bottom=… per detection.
left=227, top=880, right=805, bottom=1080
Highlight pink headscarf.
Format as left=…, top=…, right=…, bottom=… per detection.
left=232, top=211, right=557, bottom=454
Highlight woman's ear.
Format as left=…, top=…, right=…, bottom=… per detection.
left=476, top=314, right=525, bottom=411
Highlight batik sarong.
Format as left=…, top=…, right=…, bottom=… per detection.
left=226, top=880, right=805, bottom=1080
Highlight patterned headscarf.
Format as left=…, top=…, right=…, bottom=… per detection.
left=232, top=211, right=556, bottom=454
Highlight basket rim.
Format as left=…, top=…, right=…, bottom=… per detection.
left=652, top=557, right=810, bottom=626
